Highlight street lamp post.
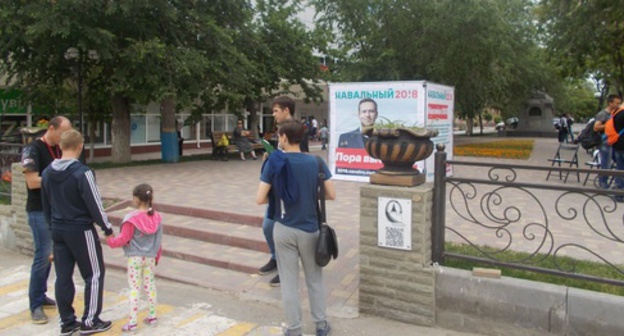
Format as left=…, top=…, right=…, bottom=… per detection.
left=65, top=47, right=98, bottom=135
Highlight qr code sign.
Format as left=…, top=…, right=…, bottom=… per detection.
left=385, top=227, right=404, bottom=248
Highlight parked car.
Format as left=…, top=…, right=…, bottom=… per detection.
left=506, top=117, right=519, bottom=129
left=495, top=117, right=519, bottom=131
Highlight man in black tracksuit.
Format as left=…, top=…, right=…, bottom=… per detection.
left=41, top=129, right=114, bottom=336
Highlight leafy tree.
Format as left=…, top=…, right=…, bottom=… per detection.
left=2, top=0, right=327, bottom=162
left=483, top=111, right=493, bottom=123
left=214, top=0, right=326, bottom=137
left=313, top=0, right=559, bottom=134
left=537, top=0, right=624, bottom=97
left=0, top=0, right=251, bottom=163
left=552, top=79, right=598, bottom=121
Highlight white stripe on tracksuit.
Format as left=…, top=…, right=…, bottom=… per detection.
left=84, top=170, right=112, bottom=232
left=84, top=230, right=101, bottom=327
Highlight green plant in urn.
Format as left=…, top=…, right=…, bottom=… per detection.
left=363, top=117, right=439, bottom=186
left=21, top=118, right=49, bottom=144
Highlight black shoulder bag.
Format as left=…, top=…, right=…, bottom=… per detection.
left=314, top=156, right=338, bottom=267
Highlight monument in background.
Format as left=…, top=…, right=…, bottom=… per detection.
left=500, top=91, right=557, bottom=138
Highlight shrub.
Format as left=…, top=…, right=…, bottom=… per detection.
left=454, top=140, right=534, bottom=159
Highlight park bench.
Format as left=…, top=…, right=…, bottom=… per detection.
left=210, top=130, right=264, bottom=161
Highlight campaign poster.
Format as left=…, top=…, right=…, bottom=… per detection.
left=329, top=82, right=426, bottom=182
left=424, top=83, right=454, bottom=180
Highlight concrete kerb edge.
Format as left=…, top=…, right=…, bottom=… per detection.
left=104, top=199, right=132, bottom=212
left=435, top=266, right=624, bottom=336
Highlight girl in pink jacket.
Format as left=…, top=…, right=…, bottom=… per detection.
left=107, top=184, right=163, bottom=332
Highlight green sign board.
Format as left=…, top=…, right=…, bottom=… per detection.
left=0, top=89, right=27, bottom=114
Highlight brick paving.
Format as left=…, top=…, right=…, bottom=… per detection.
left=449, top=136, right=624, bottom=263
left=97, top=143, right=362, bottom=318
left=94, top=135, right=624, bottom=320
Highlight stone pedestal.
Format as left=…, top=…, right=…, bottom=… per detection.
left=11, top=162, right=31, bottom=255
left=369, top=172, right=425, bottom=187
left=359, top=184, right=435, bottom=326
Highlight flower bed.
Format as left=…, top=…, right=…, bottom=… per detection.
left=454, top=140, right=534, bottom=159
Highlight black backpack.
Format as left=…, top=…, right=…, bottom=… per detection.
left=577, top=119, right=601, bottom=150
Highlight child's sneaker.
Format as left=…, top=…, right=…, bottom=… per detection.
left=121, top=323, right=137, bottom=332
left=143, top=316, right=158, bottom=325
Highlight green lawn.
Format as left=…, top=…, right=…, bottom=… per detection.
left=445, top=243, right=624, bottom=296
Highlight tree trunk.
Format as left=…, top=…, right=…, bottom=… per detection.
left=88, top=120, right=95, bottom=162
left=160, top=96, right=179, bottom=162
left=161, top=96, right=176, bottom=132
left=466, top=118, right=474, bottom=136
left=478, top=112, right=483, bottom=134
left=111, top=93, right=132, bottom=163
left=245, top=97, right=259, bottom=138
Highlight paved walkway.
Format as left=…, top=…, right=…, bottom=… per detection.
left=0, top=249, right=481, bottom=336
left=95, top=143, right=363, bottom=317
left=92, top=134, right=623, bottom=321
left=449, top=135, right=624, bottom=263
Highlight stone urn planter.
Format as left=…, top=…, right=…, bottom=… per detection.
left=363, top=126, right=439, bottom=186
left=21, top=127, right=46, bottom=144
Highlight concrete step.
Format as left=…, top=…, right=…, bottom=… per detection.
left=107, top=206, right=269, bottom=254
left=160, top=235, right=269, bottom=274
left=107, top=201, right=263, bottom=227
left=102, top=246, right=266, bottom=293
left=103, top=203, right=272, bottom=291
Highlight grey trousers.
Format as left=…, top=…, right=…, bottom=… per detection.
left=274, top=222, right=327, bottom=335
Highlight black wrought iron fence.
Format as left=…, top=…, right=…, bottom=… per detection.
left=432, top=145, right=624, bottom=286
left=0, top=142, right=23, bottom=201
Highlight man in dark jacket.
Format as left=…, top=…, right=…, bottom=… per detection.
left=41, top=129, right=114, bottom=336
left=338, top=98, right=378, bottom=148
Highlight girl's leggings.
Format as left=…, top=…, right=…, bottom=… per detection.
left=127, top=256, right=157, bottom=324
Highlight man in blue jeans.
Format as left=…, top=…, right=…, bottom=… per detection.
left=594, top=94, right=622, bottom=188
left=609, top=103, right=624, bottom=201
left=258, top=210, right=279, bottom=286
left=258, top=96, right=310, bottom=287
left=21, top=116, right=73, bottom=323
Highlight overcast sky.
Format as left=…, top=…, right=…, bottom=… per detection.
left=298, top=3, right=316, bottom=29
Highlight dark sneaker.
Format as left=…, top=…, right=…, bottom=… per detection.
left=316, top=321, right=331, bottom=336
left=43, top=296, right=56, bottom=307
left=282, top=326, right=302, bottom=336
left=269, top=274, right=280, bottom=287
left=31, top=306, right=48, bottom=324
left=80, top=320, right=112, bottom=335
left=60, top=321, right=82, bottom=336
left=258, top=258, right=277, bottom=275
